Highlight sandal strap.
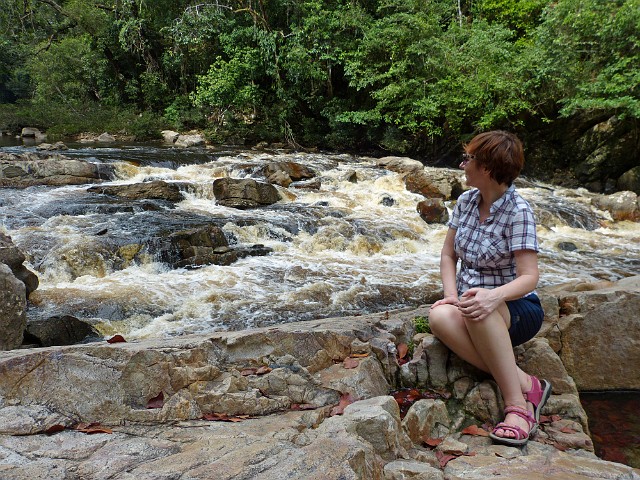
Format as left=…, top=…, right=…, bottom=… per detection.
left=524, top=375, right=544, bottom=407
left=504, top=405, right=536, bottom=428
left=492, top=422, right=529, bottom=441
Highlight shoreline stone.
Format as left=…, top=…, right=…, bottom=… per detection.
left=0, top=299, right=638, bottom=478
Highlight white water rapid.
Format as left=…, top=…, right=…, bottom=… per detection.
left=2, top=143, right=639, bottom=340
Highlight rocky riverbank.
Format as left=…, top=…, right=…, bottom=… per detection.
left=0, top=276, right=639, bottom=478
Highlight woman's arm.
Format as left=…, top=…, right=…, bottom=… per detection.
left=457, top=249, right=539, bottom=319
left=431, top=228, right=459, bottom=308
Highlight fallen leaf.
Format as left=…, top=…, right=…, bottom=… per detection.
left=461, top=425, right=490, bottom=437
left=343, top=357, right=359, bottom=369
left=241, top=368, right=257, bottom=376
left=330, top=393, right=355, bottom=416
left=436, top=451, right=458, bottom=468
left=255, top=366, right=272, bottom=375
left=45, top=424, right=66, bottom=435
left=146, top=391, right=164, bottom=409
left=560, top=426, right=578, bottom=434
left=75, top=422, right=113, bottom=434
left=202, top=413, right=250, bottom=422
left=422, top=437, right=443, bottom=448
left=540, top=414, right=562, bottom=424
left=107, top=334, right=126, bottom=344
left=397, top=343, right=409, bottom=359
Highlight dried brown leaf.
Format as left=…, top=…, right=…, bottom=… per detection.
left=107, top=334, right=126, bottom=344
left=343, top=357, right=359, bottom=369
left=461, top=424, right=490, bottom=437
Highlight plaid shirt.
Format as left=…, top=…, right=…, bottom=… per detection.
left=448, top=185, right=539, bottom=295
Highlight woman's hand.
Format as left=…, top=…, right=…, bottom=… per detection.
left=430, top=295, right=459, bottom=309
left=457, top=288, right=503, bottom=320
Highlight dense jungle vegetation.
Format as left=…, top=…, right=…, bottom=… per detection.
left=0, top=0, right=638, bottom=158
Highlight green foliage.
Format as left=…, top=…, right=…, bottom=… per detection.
left=0, top=0, right=637, bottom=151
left=414, top=316, right=431, bottom=334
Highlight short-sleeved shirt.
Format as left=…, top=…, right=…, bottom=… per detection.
left=448, top=185, right=539, bottom=295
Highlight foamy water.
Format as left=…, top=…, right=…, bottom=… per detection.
left=2, top=144, right=638, bottom=340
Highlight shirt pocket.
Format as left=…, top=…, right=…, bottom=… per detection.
left=476, top=233, right=508, bottom=267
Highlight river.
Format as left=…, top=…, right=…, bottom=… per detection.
left=2, top=138, right=639, bottom=341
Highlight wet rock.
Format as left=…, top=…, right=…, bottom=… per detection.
left=0, top=152, right=114, bottom=187
left=617, top=166, right=640, bottom=195
left=97, top=132, right=116, bottom=143
left=24, top=315, right=101, bottom=347
left=161, top=130, right=180, bottom=143
left=557, top=241, right=578, bottom=251
left=169, top=225, right=234, bottom=268
left=213, top=177, right=281, bottom=209
left=417, top=198, right=449, bottom=224
left=88, top=180, right=184, bottom=202
left=591, top=190, right=639, bottom=221
left=0, top=263, right=26, bottom=350
left=0, top=233, right=39, bottom=297
left=20, top=127, right=45, bottom=139
left=174, top=134, right=205, bottom=148
left=35, top=141, right=68, bottom=151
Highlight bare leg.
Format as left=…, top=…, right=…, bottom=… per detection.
left=429, top=304, right=534, bottom=439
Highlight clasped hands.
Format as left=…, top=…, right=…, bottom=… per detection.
left=431, top=288, right=502, bottom=321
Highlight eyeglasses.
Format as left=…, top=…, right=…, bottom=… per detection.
left=460, top=153, right=475, bottom=167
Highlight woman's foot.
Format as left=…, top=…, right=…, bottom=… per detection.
left=489, top=405, right=536, bottom=446
left=523, top=375, right=552, bottom=435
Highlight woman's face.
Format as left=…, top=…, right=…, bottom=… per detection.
left=460, top=152, right=485, bottom=187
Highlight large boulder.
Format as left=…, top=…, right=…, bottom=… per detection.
left=0, top=152, right=114, bottom=187
left=0, top=263, right=26, bottom=350
left=213, top=177, right=281, bottom=209
left=539, top=276, right=640, bottom=390
left=88, top=180, right=184, bottom=202
left=591, top=190, right=639, bottom=221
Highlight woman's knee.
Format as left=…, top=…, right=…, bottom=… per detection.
left=428, top=304, right=458, bottom=335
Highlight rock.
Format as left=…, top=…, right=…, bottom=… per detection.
left=212, top=177, right=281, bottom=209
left=0, top=152, right=114, bottom=187
left=97, top=132, right=116, bottom=143
left=405, top=169, right=465, bottom=200
left=591, top=190, right=639, bottom=221
left=87, top=180, right=184, bottom=202
left=35, top=141, right=68, bottom=151
left=0, top=233, right=39, bottom=297
left=0, top=263, right=26, bottom=350
left=402, top=399, right=451, bottom=444
left=169, top=225, right=234, bottom=268
left=539, top=277, right=640, bottom=390
left=263, top=161, right=316, bottom=182
left=0, top=305, right=638, bottom=478
left=161, top=130, right=180, bottom=143
left=20, top=127, right=45, bottom=139
left=24, top=315, right=101, bottom=347
left=417, top=198, right=449, bottom=223
left=174, top=134, right=205, bottom=148
left=377, top=156, right=425, bottom=174
left=384, top=459, right=444, bottom=479
left=617, top=166, right=640, bottom=195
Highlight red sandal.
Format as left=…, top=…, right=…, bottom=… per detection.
left=489, top=405, right=536, bottom=446
left=524, top=375, right=552, bottom=435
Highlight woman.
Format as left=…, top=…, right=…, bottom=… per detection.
left=428, top=130, right=551, bottom=446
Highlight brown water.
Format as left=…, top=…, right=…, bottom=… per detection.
left=580, top=391, right=640, bottom=468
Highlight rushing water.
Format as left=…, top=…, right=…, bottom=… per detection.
left=2, top=138, right=640, bottom=340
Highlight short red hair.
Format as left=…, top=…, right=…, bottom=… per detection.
left=465, top=131, right=524, bottom=186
